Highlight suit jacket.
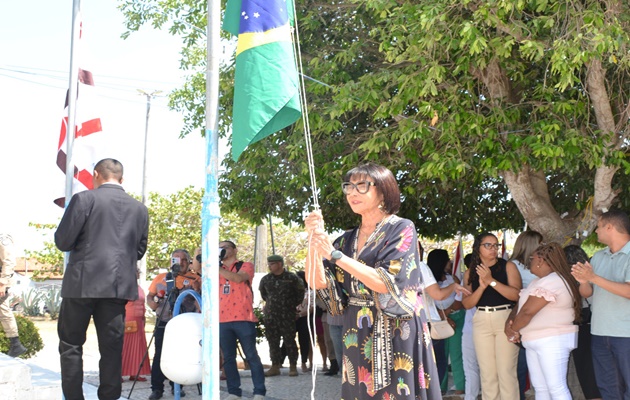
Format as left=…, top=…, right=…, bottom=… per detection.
left=55, top=183, right=149, bottom=300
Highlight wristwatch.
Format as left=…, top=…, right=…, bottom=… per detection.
left=330, top=250, right=343, bottom=264
left=490, top=281, right=497, bottom=287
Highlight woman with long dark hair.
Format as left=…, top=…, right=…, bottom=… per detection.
left=462, top=232, right=522, bottom=400
left=563, top=245, right=601, bottom=400
left=506, top=243, right=581, bottom=400
left=427, top=249, right=465, bottom=395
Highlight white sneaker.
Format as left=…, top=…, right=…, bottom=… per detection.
left=225, top=395, right=241, bottom=400
left=253, top=395, right=265, bottom=400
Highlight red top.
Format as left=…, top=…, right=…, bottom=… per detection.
left=219, top=261, right=257, bottom=323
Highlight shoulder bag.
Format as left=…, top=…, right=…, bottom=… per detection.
left=421, top=290, right=455, bottom=340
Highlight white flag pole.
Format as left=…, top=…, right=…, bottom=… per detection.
left=63, top=0, right=81, bottom=274
left=201, top=0, right=221, bottom=397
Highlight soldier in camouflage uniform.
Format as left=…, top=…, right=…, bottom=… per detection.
left=259, top=254, right=305, bottom=377
left=0, top=233, right=27, bottom=357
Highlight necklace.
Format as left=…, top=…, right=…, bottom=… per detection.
left=353, top=215, right=393, bottom=258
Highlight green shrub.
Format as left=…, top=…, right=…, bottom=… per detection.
left=20, top=288, right=44, bottom=317
left=253, top=306, right=265, bottom=344
left=43, top=287, right=62, bottom=320
left=0, top=314, right=44, bottom=359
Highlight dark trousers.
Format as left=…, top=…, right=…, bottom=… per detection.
left=58, top=297, right=127, bottom=400
left=295, top=316, right=312, bottom=364
left=592, top=334, right=630, bottom=400
left=572, top=321, right=601, bottom=399
left=150, top=321, right=173, bottom=392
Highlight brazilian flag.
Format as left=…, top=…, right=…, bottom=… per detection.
left=223, top=0, right=302, bottom=161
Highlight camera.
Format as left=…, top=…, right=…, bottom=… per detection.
left=196, top=254, right=202, bottom=263
left=219, top=247, right=226, bottom=260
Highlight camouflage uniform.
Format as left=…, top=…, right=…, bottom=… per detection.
left=0, top=233, right=26, bottom=358
left=259, top=269, right=305, bottom=366
left=0, top=233, right=18, bottom=337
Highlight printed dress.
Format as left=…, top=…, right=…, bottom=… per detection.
left=318, top=215, right=442, bottom=400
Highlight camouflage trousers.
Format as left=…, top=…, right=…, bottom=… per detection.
left=0, top=292, right=18, bottom=337
left=265, top=316, right=298, bottom=366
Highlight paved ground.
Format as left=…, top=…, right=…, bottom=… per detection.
left=23, top=318, right=553, bottom=399
left=24, top=318, right=346, bottom=399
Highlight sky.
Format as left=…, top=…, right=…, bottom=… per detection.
left=0, top=1, right=217, bottom=255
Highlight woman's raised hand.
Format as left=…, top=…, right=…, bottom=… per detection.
left=476, top=263, right=492, bottom=287
left=304, top=210, right=324, bottom=233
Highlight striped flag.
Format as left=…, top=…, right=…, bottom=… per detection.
left=54, top=19, right=102, bottom=207
left=501, top=230, right=508, bottom=260
left=453, top=237, right=465, bottom=282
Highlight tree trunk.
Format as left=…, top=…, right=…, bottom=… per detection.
left=484, top=56, right=620, bottom=244
left=502, top=167, right=580, bottom=243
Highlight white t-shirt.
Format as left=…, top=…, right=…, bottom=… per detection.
left=419, top=261, right=441, bottom=321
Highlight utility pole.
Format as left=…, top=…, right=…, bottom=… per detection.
left=136, top=89, right=162, bottom=285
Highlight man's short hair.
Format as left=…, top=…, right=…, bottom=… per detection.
left=220, top=240, right=236, bottom=249
left=172, top=248, right=192, bottom=262
left=94, top=158, right=123, bottom=181
left=600, top=209, right=630, bottom=235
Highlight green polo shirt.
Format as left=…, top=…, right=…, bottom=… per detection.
left=590, top=241, right=630, bottom=337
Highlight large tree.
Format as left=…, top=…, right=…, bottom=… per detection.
left=119, top=0, right=630, bottom=242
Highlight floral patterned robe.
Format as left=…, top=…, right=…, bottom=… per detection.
left=318, top=215, right=442, bottom=400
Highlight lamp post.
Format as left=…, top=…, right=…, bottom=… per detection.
left=136, top=89, right=162, bottom=285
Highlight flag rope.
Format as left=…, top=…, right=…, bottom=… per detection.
left=290, top=1, right=319, bottom=212
left=291, top=2, right=322, bottom=395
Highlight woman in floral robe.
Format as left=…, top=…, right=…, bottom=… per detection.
left=305, top=163, right=443, bottom=400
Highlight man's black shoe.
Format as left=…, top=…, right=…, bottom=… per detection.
left=171, top=387, right=186, bottom=397
left=148, top=390, right=163, bottom=400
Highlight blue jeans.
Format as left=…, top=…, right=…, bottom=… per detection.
left=592, top=335, right=630, bottom=400
left=220, top=321, right=266, bottom=396
left=328, top=324, right=343, bottom=372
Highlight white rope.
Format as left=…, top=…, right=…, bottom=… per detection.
left=304, top=232, right=326, bottom=400
left=289, top=1, right=328, bottom=396
left=290, top=0, right=319, bottom=211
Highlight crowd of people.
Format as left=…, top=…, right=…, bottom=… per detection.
left=44, top=158, right=630, bottom=400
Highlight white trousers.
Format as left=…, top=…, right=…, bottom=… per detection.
left=523, top=332, right=577, bottom=400
left=462, top=309, right=480, bottom=400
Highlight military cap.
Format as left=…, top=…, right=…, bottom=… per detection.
left=267, top=254, right=284, bottom=263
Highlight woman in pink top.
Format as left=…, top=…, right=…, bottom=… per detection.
left=121, top=269, right=150, bottom=381
left=505, top=243, right=582, bottom=400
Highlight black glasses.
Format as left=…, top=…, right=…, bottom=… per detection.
left=480, top=243, right=502, bottom=250
left=341, top=181, right=375, bottom=195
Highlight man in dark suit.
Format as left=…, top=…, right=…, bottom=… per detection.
left=55, top=158, right=149, bottom=400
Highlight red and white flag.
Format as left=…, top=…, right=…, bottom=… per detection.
left=501, top=230, right=508, bottom=260
left=453, top=237, right=465, bottom=282
left=54, top=20, right=103, bottom=207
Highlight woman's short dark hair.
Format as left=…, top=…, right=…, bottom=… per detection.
left=427, top=249, right=450, bottom=282
left=563, top=245, right=589, bottom=265
left=343, top=163, right=401, bottom=214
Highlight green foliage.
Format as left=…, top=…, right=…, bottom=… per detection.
left=0, top=314, right=44, bottom=359
left=119, top=0, right=630, bottom=242
left=253, top=306, right=265, bottom=344
left=25, top=223, right=63, bottom=281
left=20, top=288, right=44, bottom=317
left=43, top=287, right=62, bottom=320
left=145, top=187, right=203, bottom=278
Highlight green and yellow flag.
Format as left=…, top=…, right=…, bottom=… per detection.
left=223, top=0, right=302, bottom=161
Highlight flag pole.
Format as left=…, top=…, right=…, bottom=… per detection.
left=65, top=0, right=81, bottom=207
left=62, top=0, right=81, bottom=274
left=202, top=0, right=221, bottom=397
